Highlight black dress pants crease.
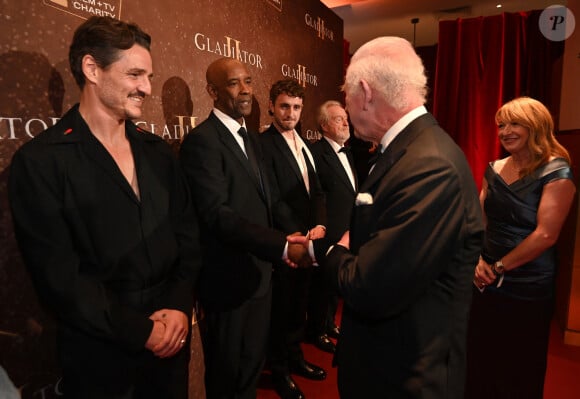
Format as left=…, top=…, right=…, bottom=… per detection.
left=202, top=287, right=272, bottom=399
left=269, top=266, right=311, bottom=376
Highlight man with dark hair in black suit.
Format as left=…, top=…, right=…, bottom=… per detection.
left=9, top=16, right=200, bottom=398
left=261, top=79, right=327, bottom=399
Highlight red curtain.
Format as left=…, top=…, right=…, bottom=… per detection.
left=433, top=10, right=564, bottom=188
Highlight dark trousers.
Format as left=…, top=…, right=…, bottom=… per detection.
left=59, top=331, right=189, bottom=399
left=465, top=287, right=553, bottom=399
left=325, top=294, right=339, bottom=332
left=202, top=288, right=271, bottom=399
left=269, top=266, right=311, bottom=375
left=305, top=264, right=333, bottom=338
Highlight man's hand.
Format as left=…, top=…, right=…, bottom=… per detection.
left=287, top=232, right=310, bottom=247
left=286, top=232, right=312, bottom=268
left=145, top=320, right=165, bottom=352
left=308, top=225, right=326, bottom=240
left=146, top=309, right=189, bottom=358
left=288, top=242, right=312, bottom=268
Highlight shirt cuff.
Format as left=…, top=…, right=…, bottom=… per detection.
left=309, top=240, right=318, bottom=266
left=282, top=241, right=289, bottom=261
left=326, top=244, right=335, bottom=257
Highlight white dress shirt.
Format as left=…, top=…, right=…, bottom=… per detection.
left=323, top=136, right=356, bottom=190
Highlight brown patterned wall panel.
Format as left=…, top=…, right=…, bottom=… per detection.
left=0, top=1, right=344, bottom=397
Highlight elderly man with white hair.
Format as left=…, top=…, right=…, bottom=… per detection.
left=292, top=36, right=483, bottom=398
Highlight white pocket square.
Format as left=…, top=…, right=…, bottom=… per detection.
left=355, top=192, right=373, bottom=206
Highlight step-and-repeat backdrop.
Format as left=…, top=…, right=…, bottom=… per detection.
left=0, top=1, right=343, bottom=397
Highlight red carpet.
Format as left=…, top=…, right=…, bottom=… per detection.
left=257, top=318, right=580, bottom=399
left=544, top=321, right=580, bottom=399
left=257, top=339, right=338, bottom=399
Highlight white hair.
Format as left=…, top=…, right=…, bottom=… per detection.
left=344, top=37, right=427, bottom=112
left=317, top=100, right=343, bottom=128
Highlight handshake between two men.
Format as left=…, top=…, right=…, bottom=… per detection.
left=285, top=225, right=326, bottom=269
left=285, top=228, right=351, bottom=269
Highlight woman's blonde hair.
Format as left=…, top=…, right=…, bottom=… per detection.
left=495, top=96, right=571, bottom=176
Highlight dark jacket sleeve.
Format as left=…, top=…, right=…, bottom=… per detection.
left=9, top=120, right=201, bottom=352
left=180, top=127, right=287, bottom=261
left=159, top=143, right=201, bottom=316
left=326, top=153, right=482, bottom=320
left=9, top=148, right=152, bottom=351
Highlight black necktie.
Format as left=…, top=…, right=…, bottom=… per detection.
left=238, top=127, right=263, bottom=193
left=367, top=144, right=383, bottom=167
left=367, top=144, right=383, bottom=176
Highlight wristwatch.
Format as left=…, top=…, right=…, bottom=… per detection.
left=492, top=260, right=505, bottom=276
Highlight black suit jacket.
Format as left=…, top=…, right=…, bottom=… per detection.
left=310, top=138, right=357, bottom=244
left=9, top=104, right=200, bottom=353
left=260, top=124, right=326, bottom=235
left=326, top=113, right=483, bottom=398
left=180, top=112, right=292, bottom=310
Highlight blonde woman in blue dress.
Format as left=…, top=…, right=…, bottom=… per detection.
left=466, top=96, right=576, bottom=399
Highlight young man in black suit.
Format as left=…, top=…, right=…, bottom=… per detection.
left=309, top=100, right=358, bottom=345
left=290, top=37, right=483, bottom=399
left=9, top=17, right=200, bottom=398
left=260, top=79, right=327, bottom=399
left=179, top=58, right=308, bottom=399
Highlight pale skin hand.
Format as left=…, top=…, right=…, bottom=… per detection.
left=146, top=309, right=189, bottom=358
left=145, top=320, right=166, bottom=352
left=286, top=230, right=351, bottom=254
left=307, top=225, right=326, bottom=240
left=474, top=256, right=497, bottom=287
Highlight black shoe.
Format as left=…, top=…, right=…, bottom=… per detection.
left=327, top=325, right=340, bottom=339
left=290, top=359, right=327, bottom=380
left=309, top=334, right=336, bottom=353
left=272, top=373, right=305, bottom=399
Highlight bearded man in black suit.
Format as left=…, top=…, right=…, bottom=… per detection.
left=291, top=37, right=483, bottom=399
left=9, top=17, right=199, bottom=399
left=260, top=79, right=327, bottom=399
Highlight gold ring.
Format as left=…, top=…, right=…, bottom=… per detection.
left=180, top=339, right=186, bottom=345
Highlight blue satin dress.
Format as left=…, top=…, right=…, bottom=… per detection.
left=481, top=157, right=573, bottom=299
left=465, top=157, right=574, bottom=399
